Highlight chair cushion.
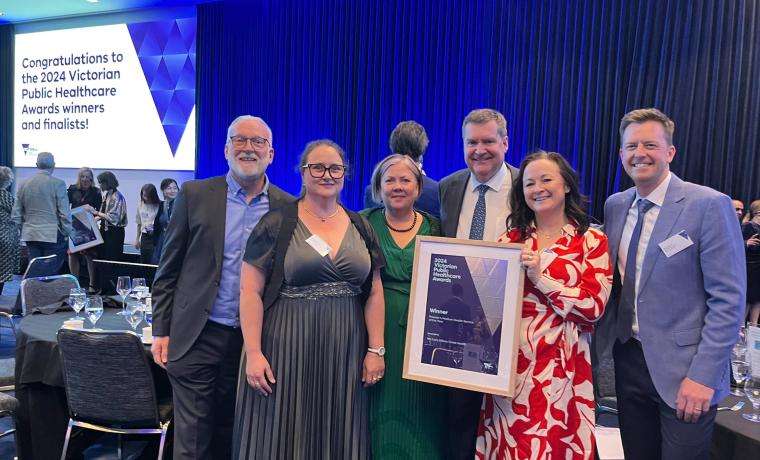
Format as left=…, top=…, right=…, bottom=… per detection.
left=0, top=391, right=19, bottom=413
left=0, top=359, right=14, bottom=387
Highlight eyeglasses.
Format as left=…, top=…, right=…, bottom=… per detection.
left=229, top=135, right=270, bottom=149
left=302, top=163, right=347, bottom=179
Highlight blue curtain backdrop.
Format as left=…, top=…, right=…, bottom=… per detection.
left=196, top=0, right=760, bottom=217
left=0, top=24, right=14, bottom=168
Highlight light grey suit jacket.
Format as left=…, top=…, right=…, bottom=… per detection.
left=595, top=173, right=745, bottom=407
left=11, top=170, right=72, bottom=243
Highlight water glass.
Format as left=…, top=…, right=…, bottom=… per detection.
left=144, top=295, right=153, bottom=325
left=85, top=296, right=104, bottom=327
left=125, top=301, right=144, bottom=330
left=132, top=278, right=148, bottom=301
left=744, top=375, right=760, bottom=423
left=68, top=288, right=86, bottom=320
left=731, top=331, right=748, bottom=396
left=116, top=276, right=132, bottom=316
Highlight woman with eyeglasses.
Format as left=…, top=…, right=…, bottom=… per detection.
left=360, top=154, right=446, bottom=459
left=234, top=139, right=386, bottom=459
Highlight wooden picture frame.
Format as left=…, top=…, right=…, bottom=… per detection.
left=402, top=236, right=524, bottom=397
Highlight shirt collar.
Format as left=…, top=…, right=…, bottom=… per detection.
left=469, top=162, right=508, bottom=192
left=633, top=171, right=671, bottom=208
left=226, top=171, right=270, bottom=198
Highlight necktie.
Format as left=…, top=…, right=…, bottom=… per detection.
left=469, top=184, right=489, bottom=240
left=617, top=198, right=655, bottom=343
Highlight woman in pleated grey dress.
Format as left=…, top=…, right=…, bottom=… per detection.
left=234, top=140, right=387, bottom=459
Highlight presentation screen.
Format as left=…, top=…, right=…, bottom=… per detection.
left=14, top=18, right=196, bottom=170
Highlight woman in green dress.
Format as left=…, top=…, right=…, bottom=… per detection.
left=362, top=154, right=446, bottom=459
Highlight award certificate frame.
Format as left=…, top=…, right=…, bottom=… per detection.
left=68, top=206, right=104, bottom=253
left=403, top=236, right=524, bottom=397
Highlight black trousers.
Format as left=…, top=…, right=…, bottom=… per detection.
left=166, top=320, right=243, bottom=460
left=613, top=339, right=717, bottom=460
left=445, top=387, right=483, bottom=460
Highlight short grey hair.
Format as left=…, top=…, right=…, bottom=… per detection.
left=370, top=154, right=423, bottom=205
left=226, top=115, right=273, bottom=145
left=462, top=108, right=508, bottom=138
left=36, top=152, right=55, bottom=170
left=619, top=108, right=675, bottom=146
left=0, top=166, right=14, bottom=190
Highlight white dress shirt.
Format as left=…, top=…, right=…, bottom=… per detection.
left=456, top=163, right=512, bottom=242
left=617, top=172, right=672, bottom=336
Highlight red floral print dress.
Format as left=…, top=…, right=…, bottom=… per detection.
left=476, top=224, right=612, bottom=460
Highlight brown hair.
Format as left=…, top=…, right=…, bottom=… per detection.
left=462, top=108, right=508, bottom=138
left=619, top=108, right=675, bottom=145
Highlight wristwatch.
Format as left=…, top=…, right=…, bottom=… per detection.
left=367, top=346, right=386, bottom=357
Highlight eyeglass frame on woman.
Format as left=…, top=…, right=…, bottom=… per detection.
left=301, top=163, right=347, bottom=179
left=229, top=135, right=270, bottom=149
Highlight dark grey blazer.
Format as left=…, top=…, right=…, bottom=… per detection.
left=151, top=175, right=295, bottom=361
left=438, top=164, right=518, bottom=238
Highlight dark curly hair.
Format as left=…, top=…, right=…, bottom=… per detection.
left=506, top=150, right=589, bottom=241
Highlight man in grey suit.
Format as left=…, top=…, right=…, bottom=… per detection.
left=11, top=152, right=72, bottom=272
left=595, top=108, right=745, bottom=459
left=438, top=108, right=518, bottom=459
left=151, top=115, right=295, bottom=459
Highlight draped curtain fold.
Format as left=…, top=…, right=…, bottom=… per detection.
left=0, top=24, right=14, bottom=168
left=196, top=0, right=760, bottom=217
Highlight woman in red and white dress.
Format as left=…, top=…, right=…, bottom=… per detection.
left=476, top=151, right=612, bottom=459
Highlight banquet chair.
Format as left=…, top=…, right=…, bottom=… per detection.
left=594, top=352, right=619, bottom=426
left=57, top=329, right=172, bottom=460
left=20, top=274, right=79, bottom=316
left=8, top=254, right=62, bottom=318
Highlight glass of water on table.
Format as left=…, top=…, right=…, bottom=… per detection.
left=68, top=287, right=86, bottom=320
left=116, top=276, right=132, bottom=316
left=85, top=296, right=104, bottom=327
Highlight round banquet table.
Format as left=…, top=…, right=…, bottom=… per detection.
left=14, top=308, right=168, bottom=460
left=712, top=394, right=760, bottom=459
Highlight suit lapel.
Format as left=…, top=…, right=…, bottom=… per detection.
left=443, top=171, right=469, bottom=237
left=608, top=189, right=637, bottom=269
left=207, top=176, right=228, bottom=268
left=637, top=175, right=687, bottom=294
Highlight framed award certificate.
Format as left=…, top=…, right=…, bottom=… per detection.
left=403, top=236, right=524, bottom=397
left=68, top=205, right=104, bottom=253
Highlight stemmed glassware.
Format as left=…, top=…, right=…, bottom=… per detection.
left=68, top=287, right=87, bottom=320
left=743, top=375, right=760, bottom=423
left=85, top=296, right=104, bottom=327
left=731, top=327, right=748, bottom=396
left=116, top=276, right=132, bottom=316
left=125, top=301, right=144, bottom=331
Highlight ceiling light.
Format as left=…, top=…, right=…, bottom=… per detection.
left=85, top=0, right=99, bottom=4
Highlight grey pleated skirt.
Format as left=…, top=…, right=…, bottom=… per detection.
left=233, top=282, right=370, bottom=460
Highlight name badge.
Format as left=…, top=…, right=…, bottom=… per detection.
left=306, top=234, right=331, bottom=257
left=658, top=231, right=693, bottom=257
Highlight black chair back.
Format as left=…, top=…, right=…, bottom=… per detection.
left=57, top=329, right=160, bottom=428
left=20, top=275, right=79, bottom=315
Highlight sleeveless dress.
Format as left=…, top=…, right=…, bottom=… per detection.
left=233, top=220, right=373, bottom=459
left=363, top=208, right=447, bottom=459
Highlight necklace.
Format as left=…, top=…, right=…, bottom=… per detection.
left=303, top=204, right=339, bottom=222
left=536, top=228, right=563, bottom=240
left=384, top=210, right=417, bottom=232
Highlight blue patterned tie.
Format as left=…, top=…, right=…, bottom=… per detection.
left=617, top=198, right=655, bottom=343
left=469, top=184, right=489, bottom=240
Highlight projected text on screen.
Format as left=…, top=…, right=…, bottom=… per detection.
left=14, top=18, right=196, bottom=171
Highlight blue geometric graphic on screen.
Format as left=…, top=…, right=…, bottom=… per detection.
left=127, top=17, right=196, bottom=156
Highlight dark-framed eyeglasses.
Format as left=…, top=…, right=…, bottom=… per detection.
left=302, top=163, right=347, bottom=179
left=229, top=135, right=270, bottom=149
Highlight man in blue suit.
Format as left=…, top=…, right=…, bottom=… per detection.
left=595, top=108, right=745, bottom=459
left=363, top=120, right=440, bottom=216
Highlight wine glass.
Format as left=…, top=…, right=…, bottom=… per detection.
left=125, top=301, right=144, bottom=331
left=743, top=374, right=760, bottom=423
left=731, top=329, right=748, bottom=396
left=68, top=287, right=86, bottom=320
left=85, top=296, right=104, bottom=327
left=144, top=295, right=153, bottom=326
left=132, top=278, right=148, bottom=304
left=116, top=276, right=131, bottom=316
